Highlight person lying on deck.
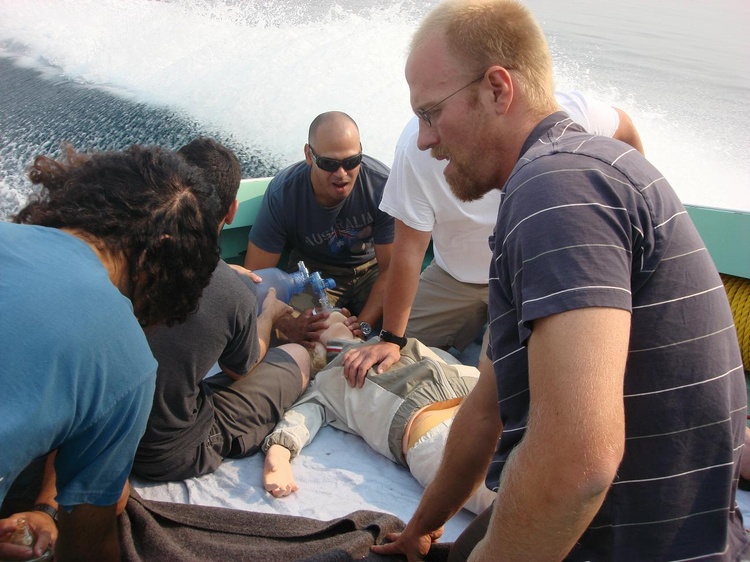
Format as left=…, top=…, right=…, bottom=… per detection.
left=262, top=311, right=497, bottom=515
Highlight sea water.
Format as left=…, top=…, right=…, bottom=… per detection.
left=0, top=0, right=748, bottom=220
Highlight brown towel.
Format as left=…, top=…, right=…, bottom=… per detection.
left=119, top=490, right=451, bottom=561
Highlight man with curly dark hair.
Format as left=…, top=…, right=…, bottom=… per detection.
left=0, top=144, right=222, bottom=561
left=132, top=138, right=312, bottom=482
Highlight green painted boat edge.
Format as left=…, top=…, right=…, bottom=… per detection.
left=219, top=177, right=272, bottom=265
left=220, top=178, right=750, bottom=280
left=683, top=205, right=750, bottom=280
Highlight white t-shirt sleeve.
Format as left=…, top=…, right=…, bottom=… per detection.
left=555, top=90, right=620, bottom=137
left=379, top=119, right=437, bottom=232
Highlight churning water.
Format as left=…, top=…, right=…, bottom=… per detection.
left=0, top=0, right=748, bottom=219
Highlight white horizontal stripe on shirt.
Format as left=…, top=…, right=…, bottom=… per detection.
left=629, top=325, right=738, bottom=354
left=611, top=147, right=637, bottom=166
left=624, top=365, right=742, bottom=398
left=654, top=210, right=688, bottom=230
left=626, top=413, right=738, bottom=441
left=521, top=284, right=631, bottom=306
left=613, top=461, right=733, bottom=486
left=632, top=284, right=726, bottom=309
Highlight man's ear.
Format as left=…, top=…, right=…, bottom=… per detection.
left=304, top=143, right=313, bottom=165
left=486, top=65, right=514, bottom=115
left=225, top=199, right=239, bottom=226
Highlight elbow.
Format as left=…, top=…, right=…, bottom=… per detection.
left=613, top=108, right=645, bottom=155
left=559, top=441, right=624, bottom=502
left=584, top=455, right=622, bottom=501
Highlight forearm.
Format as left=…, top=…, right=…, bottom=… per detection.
left=476, top=308, right=628, bottom=560
left=254, top=308, right=277, bottom=361
left=473, top=432, right=613, bottom=561
left=251, top=291, right=295, bottom=362
left=356, top=270, right=387, bottom=327
left=35, top=452, right=58, bottom=507
left=377, top=221, right=431, bottom=334
left=380, top=254, right=422, bottom=335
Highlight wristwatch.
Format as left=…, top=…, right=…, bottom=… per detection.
left=359, top=321, right=372, bottom=339
left=378, top=329, right=407, bottom=349
left=32, top=503, right=58, bottom=523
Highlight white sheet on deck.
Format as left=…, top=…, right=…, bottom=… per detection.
left=131, top=425, right=476, bottom=542
left=131, top=424, right=750, bottom=544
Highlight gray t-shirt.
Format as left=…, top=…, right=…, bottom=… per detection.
left=135, top=260, right=259, bottom=465
left=248, top=155, right=394, bottom=267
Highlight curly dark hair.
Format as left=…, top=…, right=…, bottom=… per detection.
left=13, top=144, right=222, bottom=327
left=177, top=137, right=241, bottom=219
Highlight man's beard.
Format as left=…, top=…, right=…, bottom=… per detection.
left=432, top=147, right=492, bottom=202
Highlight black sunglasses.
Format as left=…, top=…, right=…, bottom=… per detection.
left=309, top=147, right=363, bottom=173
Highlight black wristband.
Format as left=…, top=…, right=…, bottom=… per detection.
left=378, top=329, right=407, bottom=349
left=32, top=503, right=58, bottom=523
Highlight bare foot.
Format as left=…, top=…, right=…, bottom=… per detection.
left=263, top=445, right=299, bottom=498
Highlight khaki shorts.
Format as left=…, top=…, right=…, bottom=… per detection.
left=407, top=262, right=489, bottom=352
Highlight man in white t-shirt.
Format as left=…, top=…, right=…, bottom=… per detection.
left=341, top=92, right=643, bottom=382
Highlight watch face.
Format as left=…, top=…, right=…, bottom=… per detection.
left=359, top=322, right=372, bottom=336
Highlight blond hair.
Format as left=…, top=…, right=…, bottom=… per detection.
left=308, top=343, right=329, bottom=377
left=411, top=0, right=557, bottom=113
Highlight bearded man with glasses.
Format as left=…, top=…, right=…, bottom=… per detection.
left=244, top=111, right=394, bottom=346
left=369, top=0, right=748, bottom=561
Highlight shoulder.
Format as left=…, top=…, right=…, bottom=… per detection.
left=359, top=155, right=390, bottom=183
left=507, top=131, right=664, bottom=234
left=392, top=118, right=439, bottom=178
left=508, top=133, right=624, bottom=207
left=267, top=161, right=311, bottom=195
left=523, top=119, right=626, bottom=169
left=394, top=117, right=420, bottom=152
left=193, top=260, right=257, bottom=311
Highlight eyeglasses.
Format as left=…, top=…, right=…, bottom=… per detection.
left=309, top=147, right=363, bottom=173
left=416, top=72, right=486, bottom=127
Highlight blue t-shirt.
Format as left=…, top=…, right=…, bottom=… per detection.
left=248, top=155, right=394, bottom=267
left=0, top=222, right=157, bottom=509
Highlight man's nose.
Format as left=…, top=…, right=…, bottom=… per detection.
left=416, top=120, right=438, bottom=151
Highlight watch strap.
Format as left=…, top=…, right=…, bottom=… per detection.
left=32, top=503, right=58, bottom=523
left=379, top=329, right=407, bottom=349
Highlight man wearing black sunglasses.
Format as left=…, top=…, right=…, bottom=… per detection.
left=244, top=111, right=394, bottom=345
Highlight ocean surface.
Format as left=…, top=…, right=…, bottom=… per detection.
left=1, top=0, right=748, bottom=220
